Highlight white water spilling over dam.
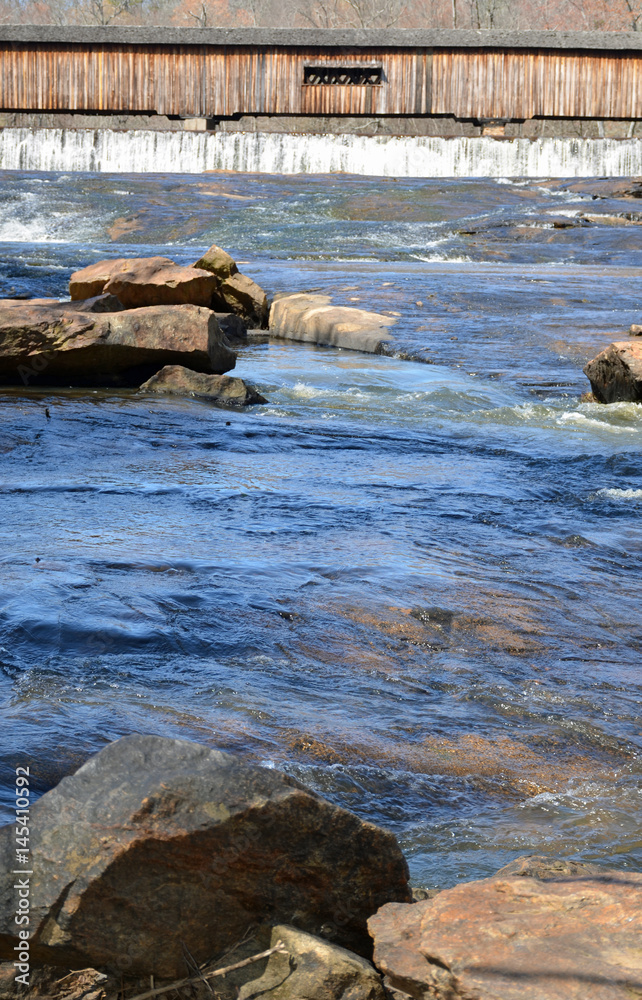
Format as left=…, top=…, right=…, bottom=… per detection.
left=2, top=127, right=642, bottom=177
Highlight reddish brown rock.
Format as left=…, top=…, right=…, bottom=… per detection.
left=140, top=365, right=266, bottom=405
left=0, top=301, right=235, bottom=385
left=70, top=257, right=219, bottom=309
left=583, top=341, right=642, bottom=403
left=0, top=735, right=411, bottom=979
left=369, top=865, right=642, bottom=1000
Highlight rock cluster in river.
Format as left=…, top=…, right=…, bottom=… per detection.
left=1, top=736, right=641, bottom=1000
left=0, top=242, right=401, bottom=401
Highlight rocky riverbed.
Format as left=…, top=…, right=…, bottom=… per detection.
left=1, top=735, right=641, bottom=1000
left=1, top=172, right=641, bottom=1000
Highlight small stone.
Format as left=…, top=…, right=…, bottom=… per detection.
left=236, top=925, right=386, bottom=1000
left=630, top=324, right=642, bottom=335
left=140, top=365, right=266, bottom=406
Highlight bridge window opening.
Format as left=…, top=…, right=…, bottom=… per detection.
left=303, top=66, right=383, bottom=86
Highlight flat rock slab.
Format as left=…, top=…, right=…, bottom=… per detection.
left=0, top=301, right=235, bottom=385
left=369, top=868, right=642, bottom=1000
left=269, top=293, right=396, bottom=354
left=140, top=364, right=267, bottom=405
left=70, top=257, right=219, bottom=309
left=0, top=735, right=410, bottom=978
left=583, top=340, right=642, bottom=402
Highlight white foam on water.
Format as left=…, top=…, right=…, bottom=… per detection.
left=594, top=487, right=642, bottom=499
left=2, top=128, right=642, bottom=177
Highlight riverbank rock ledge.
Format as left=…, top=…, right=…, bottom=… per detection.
left=270, top=293, right=396, bottom=354
left=0, top=735, right=411, bottom=978
left=0, top=300, right=236, bottom=385
left=368, top=862, right=642, bottom=1000
left=583, top=340, right=642, bottom=403
left=140, top=364, right=267, bottom=405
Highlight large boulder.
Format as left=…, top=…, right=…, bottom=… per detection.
left=0, top=735, right=411, bottom=978
left=269, top=293, right=396, bottom=354
left=0, top=300, right=235, bottom=385
left=583, top=341, right=642, bottom=403
left=369, top=861, right=642, bottom=1000
left=70, top=257, right=219, bottom=309
left=139, top=365, right=267, bottom=405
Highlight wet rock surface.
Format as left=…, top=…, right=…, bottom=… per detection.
left=269, top=293, right=396, bottom=354
left=583, top=340, right=642, bottom=402
left=140, top=364, right=266, bottom=405
left=369, top=862, right=642, bottom=1000
left=0, top=735, right=411, bottom=978
left=0, top=301, right=236, bottom=385
left=70, top=257, right=219, bottom=309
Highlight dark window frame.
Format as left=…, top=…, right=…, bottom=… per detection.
left=303, top=65, right=384, bottom=86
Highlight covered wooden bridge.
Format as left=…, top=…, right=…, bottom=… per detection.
left=0, top=27, right=641, bottom=133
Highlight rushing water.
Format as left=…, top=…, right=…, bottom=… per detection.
left=0, top=169, right=641, bottom=890
left=2, top=127, right=642, bottom=177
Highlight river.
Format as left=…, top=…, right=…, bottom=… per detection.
left=0, top=168, right=641, bottom=890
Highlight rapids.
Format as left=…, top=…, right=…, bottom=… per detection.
left=0, top=170, right=640, bottom=889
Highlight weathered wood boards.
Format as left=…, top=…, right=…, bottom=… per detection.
left=0, top=28, right=641, bottom=121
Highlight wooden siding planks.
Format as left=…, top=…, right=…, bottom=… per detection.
left=1, top=42, right=642, bottom=119
left=431, top=49, right=642, bottom=119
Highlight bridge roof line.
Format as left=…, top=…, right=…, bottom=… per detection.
left=2, top=27, right=642, bottom=51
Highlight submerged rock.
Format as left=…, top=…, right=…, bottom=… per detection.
left=269, top=293, right=396, bottom=353
left=369, top=860, right=642, bottom=1000
left=0, top=300, right=236, bottom=385
left=583, top=340, right=642, bottom=402
left=0, top=735, right=411, bottom=978
left=140, top=365, right=266, bottom=405
left=70, top=257, right=219, bottom=309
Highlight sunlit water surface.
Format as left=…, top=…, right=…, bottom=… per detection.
left=0, top=171, right=641, bottom=889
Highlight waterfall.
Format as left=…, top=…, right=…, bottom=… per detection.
left=1, top=127, right=641, bottom=177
